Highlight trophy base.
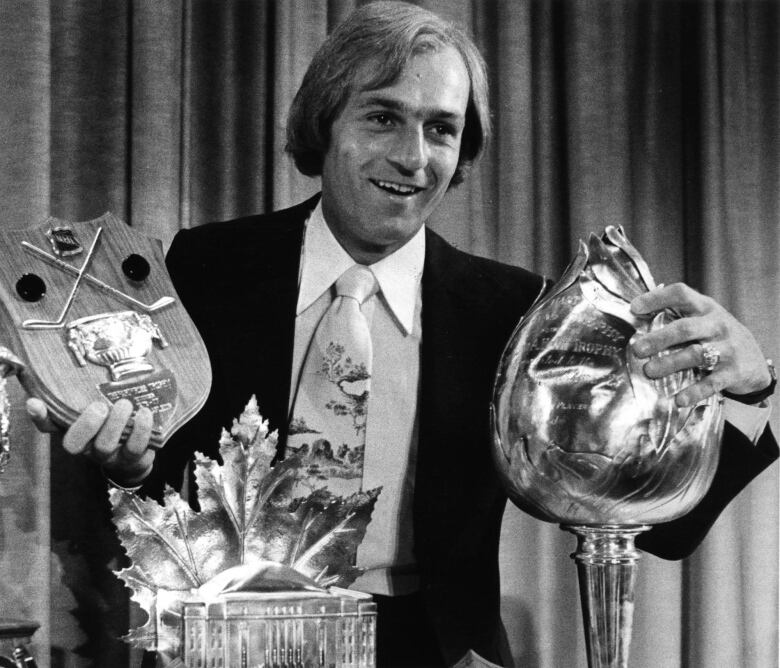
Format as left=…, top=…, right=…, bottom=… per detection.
left=565, top=525, right=651, bottom=668
left=0, top=618, right=39, bottom=667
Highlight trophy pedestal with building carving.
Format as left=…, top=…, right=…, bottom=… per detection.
left=182, top=588, right=376, bottom=668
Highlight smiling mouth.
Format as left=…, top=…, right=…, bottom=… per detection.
left=371, top=179, right=426, bottom=196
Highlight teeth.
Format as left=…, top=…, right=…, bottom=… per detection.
left=375, top=180, right=421, bottom=194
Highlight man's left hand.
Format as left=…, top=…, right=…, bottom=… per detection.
left=630, top=283, right=771, bottom=407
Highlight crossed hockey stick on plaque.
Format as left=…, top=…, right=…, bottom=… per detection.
left=20, top=227, right=175, bottom=330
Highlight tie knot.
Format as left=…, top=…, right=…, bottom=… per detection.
left=336, top=264, right=376, bottom=304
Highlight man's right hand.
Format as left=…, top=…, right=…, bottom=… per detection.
left=25, top=397, right=155, bottom=488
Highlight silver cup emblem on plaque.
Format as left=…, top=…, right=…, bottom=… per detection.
left=492, top=226, right=722, bottom=668
left=67, top=311, right=176, bottom=427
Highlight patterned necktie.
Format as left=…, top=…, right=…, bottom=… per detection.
left=288, top=264, right=377, bottom=496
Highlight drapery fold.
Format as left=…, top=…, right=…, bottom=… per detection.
left=0, top=2, right=776, bottom=666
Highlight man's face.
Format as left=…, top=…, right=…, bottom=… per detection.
left=320, top=46, right=470, bottom=264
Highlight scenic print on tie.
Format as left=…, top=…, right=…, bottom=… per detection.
left=288, top=264, right=376, bottom=498
left=288, top=339, right=371, bottom=498
left=320, top=341, right=370, bottom=436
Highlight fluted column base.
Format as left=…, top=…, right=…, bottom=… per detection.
left=566, top=525, right=651, bottom=668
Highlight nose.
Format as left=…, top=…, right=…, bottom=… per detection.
left=387, top=126, right=428, bottom=173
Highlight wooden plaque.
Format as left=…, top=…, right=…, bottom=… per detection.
left=0, top=213, right=211, bottom=449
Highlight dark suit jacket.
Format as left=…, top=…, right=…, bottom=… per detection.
left=153, top=195, right=778, bottom=665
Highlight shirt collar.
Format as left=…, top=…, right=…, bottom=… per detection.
left=297, top=201, right=425, bottom=335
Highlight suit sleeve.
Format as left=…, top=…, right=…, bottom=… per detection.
left=636, top=421, right=778, bottom=559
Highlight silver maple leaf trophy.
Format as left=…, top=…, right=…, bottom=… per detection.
left=110, top=397, right=379, bottom=667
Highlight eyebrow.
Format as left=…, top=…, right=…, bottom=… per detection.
left=357, top=95, right=465, bottom=122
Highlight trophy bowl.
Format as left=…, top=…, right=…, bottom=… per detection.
left=67, top=311, right=166, bottom=381
left=491, top=226, right=722, bottom=668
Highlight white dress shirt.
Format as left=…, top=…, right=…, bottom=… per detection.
left=722, top=397, right=771, bottom=443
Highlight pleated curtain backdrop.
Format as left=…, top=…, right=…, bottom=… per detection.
left=0, top=1, right=777, bottom=667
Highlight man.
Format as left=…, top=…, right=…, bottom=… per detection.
left=28, top=2, right=778, bottom=666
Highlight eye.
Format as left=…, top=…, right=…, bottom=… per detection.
left=367, top=112, right=395, bottom=127
left=427, top=122, right=460, bottom=145
left=431, top=123, right=455, bottom=136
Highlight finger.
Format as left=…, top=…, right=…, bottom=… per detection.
left=104, top=406, right=155, bottom=486
left=122, top=405, right=154, bottom=460
left=62, top=401, right=110, bottom=455
left=631, top=283, right=713, bottom=317
left=92, top=399, right=135, bottom=462
left=640, top=342, right=713, bottom=378
left=632, top=317, right=713, bottom=358
left=24, top=398, right=59, bottom=433
left=674, top=371, right=728, bottom=407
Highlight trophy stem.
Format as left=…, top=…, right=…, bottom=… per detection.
left=565, top=525, right=651, bottom=668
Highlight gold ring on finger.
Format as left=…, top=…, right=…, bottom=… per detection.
left=698, top=343, right=720, bottom=373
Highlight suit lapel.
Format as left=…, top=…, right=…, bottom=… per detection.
left=418, top=227, right=507, bottom=442
left=207, top=198, right=317, bottom=447
left=415, top=230, right=504, bottom=550
left=243, top=227, right=301, bottom=442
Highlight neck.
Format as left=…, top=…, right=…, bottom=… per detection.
left=339, top=241, right=402, bottom=266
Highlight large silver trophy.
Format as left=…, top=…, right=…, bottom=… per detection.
left=491, top=227, right=722, bottom=668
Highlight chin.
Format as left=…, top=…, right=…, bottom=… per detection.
left=378, top=221, right=423, bottom=242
